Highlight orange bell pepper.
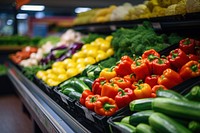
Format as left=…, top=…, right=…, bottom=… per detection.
left=158, top=68, right=183, bottom=89
left=85, top=94, right=100, bottom=111
left=80, top=90, right=94, bottom=106
left=110, top=77, right=132, bottom=89
left=131, top=59, right=150, bottom=80
left=179, top=60, right=200, bottom=80
left=101, top=82, right=119, bottom=99
left=94, top=96, right=118, bottom=116
left=134, top=83, right=152, bottom=99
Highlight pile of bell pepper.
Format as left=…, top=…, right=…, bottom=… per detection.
left=79, top=38, right=200, bottom=116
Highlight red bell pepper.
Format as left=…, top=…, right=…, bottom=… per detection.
left=134, top=83, right=152, bottom=99
left=179, top=38, right=195, bottom=54
left=114, top=55, right=133, bottom=77
left=145, top=75, right=159, bottom=88
left=152, top=85, right=168, bottom=94
left=142, top=49, right=160, bottom=73
left=152, top=58, right=170, bottom=75
left=142, top=49, right=160, bottom=59
left=167, top=48, right=190, bottom=69
left=131, top=58, right=150, bottom=80
left=92, top=77, right=107, bottom=95
left=80, top=90, right=94, bottom=106
left=157, top=68, right=183, bottom=89
left=85, top=94, right=100, bottom=111
left=110, top=77, right=132, bottom=89
left=94, top=96, right=118, bottom=116
left=188, top=54, right=200, bottom=62
left=124, top=73, right=136, bottom=83
left=101, top=82, right=119, bottom=99
left=115, top=88, right=135, bottom=109
left=179, top=60, right=200, bottom=80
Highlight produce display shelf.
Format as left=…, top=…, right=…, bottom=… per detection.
left=72, top=12, right=200, bottom=34
left=6, top=61, right=91, bottom=133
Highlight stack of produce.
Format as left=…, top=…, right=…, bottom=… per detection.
left=112, top=86, right=200, bottom=133
left=36, top=35, right=114, bottom=86
left=9, top=46, right=38, bottom=64
left=73, top=0, right=200, bottom=25
left=78, top=37, right=200, bottom=116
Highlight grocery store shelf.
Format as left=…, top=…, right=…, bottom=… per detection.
left=72, top=12, right=200, bottom=34
left=6, top=62, right=91, bottom=133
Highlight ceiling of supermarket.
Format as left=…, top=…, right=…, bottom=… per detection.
left=0, top=0, right=144, bottom=16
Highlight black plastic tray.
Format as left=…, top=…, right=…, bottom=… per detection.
left=75, top=101, right=131, bottom=133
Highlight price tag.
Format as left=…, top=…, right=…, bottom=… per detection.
left=152, top=22, right=161, bottom=30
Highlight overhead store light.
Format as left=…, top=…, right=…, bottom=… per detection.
left=75, top=7, right=91, bottom=13
left=16, top=13, right=28, bottom=19
left=21, top=5, right=45, bottom=11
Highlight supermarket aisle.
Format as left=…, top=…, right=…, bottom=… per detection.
left=0, top=94, right=32, bottom=133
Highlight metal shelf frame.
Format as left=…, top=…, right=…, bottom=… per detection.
left=6, top=62, right=91, bottom=133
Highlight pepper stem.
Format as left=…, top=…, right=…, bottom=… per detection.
left=148, top=54, right=157, bottom=61
left=104, top=103, right=116, bottom=110
left=190, top=64, right=198, bottom=72
left=183, top=38, right=191, bottom=45
left=118, top=88, right=125, bottom=96
left=90, top=96, right=97, bottom=103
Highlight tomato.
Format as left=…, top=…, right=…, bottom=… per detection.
left=66, top=61, right=77, bottom=69
left=52, top=67, right=66, bottom=74
left=76, top=63, right=86, bottom=73
left=63, top=58, right=73, bottom=65
left=105, top=36, right=113, bottom=42
left=46, top=69, right=53, bottom=74
left=66, top=68, right=79, bottom=78
left=76, top=58, right=85, bottom=64
left=86, top=49, right=98, bottom=58
left=47, top=79, right=60, bottom=86
left=52, top=61, right=65, bottom=68
left=106, top=48, right=114, bottom=57
left=84, top=57, right=96, bottom=65
left=47, top=73, right=57, bottom=80
left=96, top=51, right=108, bottom=62
left=100, top=41, right=110, bottom=51
left=72, top=51, right=85, bottom=61
left=36, top=70, right=46, bottom=79
left=58, top=74, right=68, bottom=82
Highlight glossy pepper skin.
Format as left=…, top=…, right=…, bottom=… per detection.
left=179, top=60, right=200, bottom=80
left=152, top=58, right=170, bottom=75
left=131, top=59, right=150, bottom=80
left=101, top=82, right=119, bottom=99
left=110, top=77, right=132, bottom=89
left=152, top=85, right=168, bottom=93
left=92, top=77, right=107, bottom=95
left=115, top=88, right=135, bottom=109
left=114, top=56, right=133, bottom=77
left=124, top=73, right=136, bottom=83
left=167, top=48, right=190, bottom=70
left=158, top=68, right=183, bottom=89
left=145, top=75, right=159, bottom=88
left=85, top=94, right=100, bottom=111
left=80, top=90, right=94, bottom=106
left=142, top=49, right=160, bottom=73
left=134, top=83, right=152, bottom=99
left=179, top=38, right=195, bottom=54
left=188, top=54, right=200, bottom=62
left=99, top=67, right=117, bottom=81
left=94, top=96, right=118, bottom=116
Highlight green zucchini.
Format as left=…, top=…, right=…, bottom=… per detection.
left=61, top=87, right=75, bottom=96
left=184, top=85, right=200, bottom=101
left=121, top=116, right=130, bottom=124
left=68, top=91, right=82, bottom=100
left=129, top=110, right=154, bottom=126
left=114, top=122, right=136, bottom=133
left=149, top=112, right=192, bottom=133
left=129, top=98, right=153, bottom=112
left=156, top=89, right=188, bottom=101
left=152, top=98, right=200, bottom=121
left=59, top=78, right=74, bottom=90
left=79, top=77, right=94, bottom=89
left=188, top=121, right=200, bottom=133
left=136, top=123, right=156, bottom=133
left=73, top=78, right=90, bottom=93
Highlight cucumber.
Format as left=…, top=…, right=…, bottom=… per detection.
left=121, top=116, right=130, bottom=124
left=61, top=87, right=75, bottom=96
left=59, top=78, right=74, bottom=90
left=68, top=91, right=82, bottom=100
left=114, top=122, right=136, bottom=133
left=152, top=98, right=200, bottom=121
left=130, top=110, right=154, bottom=126
left=184, top=85, right=200, bottom=101
left=188, top=121, right=200, bottom=133
left=136, top=123, right=156, bottom=133
left=129, top=98, right=153, bottom=112
left=79, top=77, right=94, bottom=89
left=73, top=78, right=90, bottom=93
left=149, top=112, right=192, bottom=133
left=156, top=89, right=188, bottom=101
